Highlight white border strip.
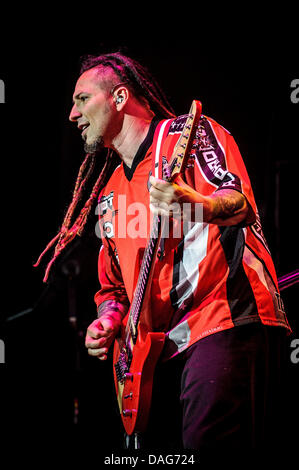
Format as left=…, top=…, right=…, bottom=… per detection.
left=154, top=119, right=171, bottom=177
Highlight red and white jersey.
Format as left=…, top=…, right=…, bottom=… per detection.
left=94, top=114, right=291, bottom=360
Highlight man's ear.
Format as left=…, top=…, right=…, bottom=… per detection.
left=112, top=85, right=129, bottom=109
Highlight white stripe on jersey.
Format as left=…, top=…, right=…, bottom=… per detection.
left=155, top=119, right=171, bottom=178
left=175, top=222, right=209, bottom=309
left=243, top=245, right=269, bottom=291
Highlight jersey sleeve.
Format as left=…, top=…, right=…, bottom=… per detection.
left=191, top=116, right=257, bottom=225
left=94, top=240, right=130, bottom=318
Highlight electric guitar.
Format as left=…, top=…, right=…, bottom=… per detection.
left=113, top=100, right=202, bottom=436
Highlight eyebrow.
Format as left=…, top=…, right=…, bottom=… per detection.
left=72, top=92, right=90, bottom=103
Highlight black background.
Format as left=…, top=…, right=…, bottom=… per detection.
left=0, top=28, right=298, bottom=462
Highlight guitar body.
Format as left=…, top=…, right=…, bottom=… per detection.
left=113, top=327, right=165, bottom=435
left=112, top=100, right=202, bottom=437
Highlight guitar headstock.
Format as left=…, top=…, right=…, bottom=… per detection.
left=164, top=100, right=202, bottom=181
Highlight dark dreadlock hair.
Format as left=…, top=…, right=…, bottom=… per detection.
left=79, top=52, right=176, bottom=119
left=34, top=52, right=176, bottom=282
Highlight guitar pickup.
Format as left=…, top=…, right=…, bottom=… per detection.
left=114, top=362, right=125, bottom=382
left=129, top=322, right=137, bottom=343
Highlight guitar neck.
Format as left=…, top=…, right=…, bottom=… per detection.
left=127, top=213, right=162, bottom=340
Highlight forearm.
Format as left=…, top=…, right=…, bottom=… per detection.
left=204, top=189, right=250, bottom=226
left=97, top=299, right=129, bottom=321
left=149, top=175, right=253, bottom=226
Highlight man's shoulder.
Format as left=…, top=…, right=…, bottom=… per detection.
left=165, top=111, right=231, bottom=138
left=204, top=115, right=232, bottom=136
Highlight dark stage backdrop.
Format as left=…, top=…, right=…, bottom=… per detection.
left=0, top=37, right=298, bottom=461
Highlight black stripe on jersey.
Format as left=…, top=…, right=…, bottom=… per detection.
left=219, top=225, right=259, bottom=323
left=249, top=213, right=271, bottom=254
left=244, top=243, right=288, bottom=325
left=170, top=238, right=184, bottom=310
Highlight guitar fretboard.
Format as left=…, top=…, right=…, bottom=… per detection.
left=128, top=213, right=162, bottom=339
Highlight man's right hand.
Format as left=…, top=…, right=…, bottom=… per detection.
left=85, top=313, right=122, bottom=361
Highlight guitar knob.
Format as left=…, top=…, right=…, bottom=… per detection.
left=124, top=372, right=133, bottom=381
left=122, top=409, right=132, bottom=417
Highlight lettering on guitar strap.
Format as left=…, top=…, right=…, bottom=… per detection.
left=168, top=115, right=188, bottom=135
left=194, top=117, right=242, bottom=192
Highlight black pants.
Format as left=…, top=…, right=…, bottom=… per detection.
left=143, top=323, right=288, bottom=455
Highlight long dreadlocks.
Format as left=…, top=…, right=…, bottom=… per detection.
left=34, top=52, right=176, bottom=282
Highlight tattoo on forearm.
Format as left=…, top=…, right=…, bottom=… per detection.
left=212, top=193, right=244, bottom=220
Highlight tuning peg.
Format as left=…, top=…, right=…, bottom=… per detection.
left=186, top=152, right=196, bottom=169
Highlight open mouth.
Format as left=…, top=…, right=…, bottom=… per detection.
left=79, top=123, right=90, bottom=140
left=81, top=123, right=90, bottom=135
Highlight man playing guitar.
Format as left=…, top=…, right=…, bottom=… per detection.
left=36, top=52, right=291, bottom=454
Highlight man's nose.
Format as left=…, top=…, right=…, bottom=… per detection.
left=69, top=103, right=81, bottom=122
